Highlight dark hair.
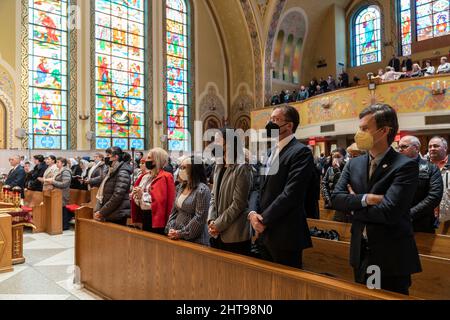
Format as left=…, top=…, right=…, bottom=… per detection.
left=220, top=128, right=244, bottom=164
left=24, top=161, right=31, bottom=165
left=359, top=104, right=399, bottom=145
left=273, top=105, right=300, bottom=132
left=331, top=148, right=346, bottom=158
left=110, top=146, right=124, bottom=161
left=137, top=151, right=144, bottom=157
left=105, top=148, right=112, bottom=155
left=186, top=156, right=207, bottom=190
left=122, top=152, right=131, bottom=163
left=426, top=59, right=431, bottom=64
left=33, top=155, right=45, bottom=163
left=56, top=157, right=68, bottom=167
left=48, top=155, right=56, bottom=163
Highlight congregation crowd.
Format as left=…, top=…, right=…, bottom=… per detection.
left=272, top=55, right=450, bottom=105
left=2, top=103, right=450, bottom=296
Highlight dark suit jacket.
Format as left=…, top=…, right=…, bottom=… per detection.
left=5, top=166, right=26, bottom=195
left=28, top=162, right=48, bottom=192
left=251, top=138, right=313, bottom=252
left=410, top=157, right=443, bottom=233
left=389, top=57, right=401, bottom=72
left=331, top=147, right=422, bottom=277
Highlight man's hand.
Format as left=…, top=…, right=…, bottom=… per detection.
left=94, top=211, right=103, bottom=221
left=168, top=229, right=180, bottom=240
left=249, top=212, right=266, bottom=234
left=208, top=221, right=220, bottom=237
left=366, top=194, right=384, bottom=206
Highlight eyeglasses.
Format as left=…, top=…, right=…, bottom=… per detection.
left=398, top=144, right=411, bottom=150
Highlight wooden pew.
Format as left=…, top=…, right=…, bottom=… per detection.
left=23, top=190, right=45, bottom=233
left=0, top=213, right=13, bottom=273
left=82, top=188, right=98, bottom=209
left=307, top=218, right=450, bottom=259
left=42, top=189, right=63, bottom=235
left=69, top=189, right=90, bottom=206
left=303, top=237, right=450, bottom=300
left=75, top=217, right=416, bottom=300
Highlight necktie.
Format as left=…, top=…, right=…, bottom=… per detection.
left=369, top=158, right=377, bottom=179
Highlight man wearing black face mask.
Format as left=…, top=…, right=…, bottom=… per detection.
left=248, top=105, right=314, bottom=269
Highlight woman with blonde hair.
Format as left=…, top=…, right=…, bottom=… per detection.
left=131, top=148, right=176, bottom=234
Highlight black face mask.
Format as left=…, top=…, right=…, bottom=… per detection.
left=145, top=161, right=156, bottom=170
left=265, top=121, right=290, bottom=138
left=104, top=157, right=111, bottom=167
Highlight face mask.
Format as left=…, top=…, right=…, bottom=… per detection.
left=354, top=128, right=385, bottom=151
left=104, top=157, right=111, bottom=167
left=145, top=161, right=156, bottom=170
left=265, top=121, right=288, bottom=138
left=178, top=169, right=188, bottom=182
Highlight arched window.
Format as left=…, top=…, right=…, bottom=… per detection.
left=273, top=30, right=285, bottom=79
left=94, top=0, right=147, bottom=151
left=165, top=0, right=191, bottom=152
left=352, top=5, right=382, bottom=66
left=399, top=0, right=450, bottom=56
left=28, top=0, right=70, bottom=149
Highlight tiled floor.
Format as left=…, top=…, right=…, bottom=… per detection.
left=0, top=229, right=102, bottom=300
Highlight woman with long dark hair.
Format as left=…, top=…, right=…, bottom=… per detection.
left=165, top=156, right=211, bottom=245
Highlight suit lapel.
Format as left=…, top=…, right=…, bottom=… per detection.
left=261, top=138, right=296, bottom=191
left=368, top=147, right=395, bottom=190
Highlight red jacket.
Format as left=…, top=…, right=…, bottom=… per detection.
left=130, top=170, right=176, bottom=229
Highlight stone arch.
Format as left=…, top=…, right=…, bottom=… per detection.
left=231, top=83, right=254, bottom=126
left=199, top=83, right=226, bottom=127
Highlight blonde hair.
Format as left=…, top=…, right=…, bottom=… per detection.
left=148, top=148, right=169, bottom=175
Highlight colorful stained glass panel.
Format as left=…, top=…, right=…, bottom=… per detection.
left=95, top=0, right=146, bottom=150
left=353, top=6, right=382, bottom=66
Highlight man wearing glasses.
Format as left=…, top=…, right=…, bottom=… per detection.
left=398, top=136, right=443, bottom=233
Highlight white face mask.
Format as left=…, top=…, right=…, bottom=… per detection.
left=178, top=169, right=188, bottom=182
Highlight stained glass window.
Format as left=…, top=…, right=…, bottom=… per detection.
left=28, top=0, right=69, bottom=150
left=416, top=0, right=449, bottom=41
left=165, top=0, right=190, bottom=151
left=400, top=0, right=412, bottom=56
left=353, top=5, right=382, bottom=66
left=94, top=0, right=146, bottom=151
left=399, top=0, right=449, bottom=55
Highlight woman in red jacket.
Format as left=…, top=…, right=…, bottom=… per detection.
left=131, top=148, right=175, bottom=234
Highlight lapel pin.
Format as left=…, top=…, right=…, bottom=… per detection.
left=382, top=164, right=388, bottom=169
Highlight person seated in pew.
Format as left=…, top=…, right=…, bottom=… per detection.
left=94, top=147, right=133, bottom=226
left=398, top=136, right=443, bottom=233
left=331, top=104, right=422, bottom=296
left=130, top=148, right=175, bottom=234
left=27, top=155, right=47, bottom=191
left=423, top=60, right=435, bottom=77
left=84, top=152, right=107, bottom=190
left=5, top=155, right=26, bottom=198
left=165, top=156, right=211, bottom=245
left=44, top=157, right=72, bottom=231
left=208, top=128, right=253, bottom=256
left=38, top=155, right=58, bottom=191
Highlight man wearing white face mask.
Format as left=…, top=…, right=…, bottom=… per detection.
left=331, top=104, right=421, bottom=296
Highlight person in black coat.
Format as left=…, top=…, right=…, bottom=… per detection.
left=5, top=155, right=26, bottom=197
left=401, top=56, right=413, bottom=72
left=332, top=104, right=422, bottom=295
left=248, top=105, right=313, bottom=269
left=388, top=54, right=401, bottom=72
left=398, top=136, right=443, bottom=233
left=27, top=155, right=48, bottom=192
left=94, top=147, right=132, bottom=225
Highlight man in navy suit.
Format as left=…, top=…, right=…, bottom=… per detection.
left=248, top=105, right=313, bottom=269
left=331, top=104, right=422, bottom=295
left=5, top=155, right=26, bottom=197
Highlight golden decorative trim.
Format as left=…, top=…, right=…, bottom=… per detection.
left=69, top=0, right=78, bottom=150
left=20, top=0, right=29, bottom=149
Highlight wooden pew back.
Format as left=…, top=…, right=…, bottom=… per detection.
left=75, top=218, right=414, bottom=300
left=42, top=189, right=63, bottom=235
left=69, top=189, right=90, bottom=206
left=303, top=237, right=450, bottom=300
left=23, top=190, right=45, bottom=233
left=0, top=213, right=12, bottom=273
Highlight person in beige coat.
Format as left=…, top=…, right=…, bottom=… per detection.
left=38, top=155, right=59, bottom=191
left=208, top=129, right=253, bottom=256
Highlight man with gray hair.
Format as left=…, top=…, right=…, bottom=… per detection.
left=399, top=136, right=443, bottom=233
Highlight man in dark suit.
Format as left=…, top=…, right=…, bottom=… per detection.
left=388, top=54, right=401, bottom=72
left=399, top=136, right=443, bottom=233
left=248, top=105, right=313, bottom=269
left=331, top=104, right=422, bottom=295
left=5, top=155, right=26, bottom=197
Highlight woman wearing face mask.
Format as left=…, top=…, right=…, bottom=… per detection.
left=45, top=157, right=72, bottom=230
left=321, top=149, right=352, bottom=222
left=165, top=156, right=211, bottom=244
left=130, top=148, right=175, bottom=234
left=94, top=146, right=133, bottom=225
left=84, top=153, right=107, bottom=189
left=208, top=128, right=253, bottom=256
